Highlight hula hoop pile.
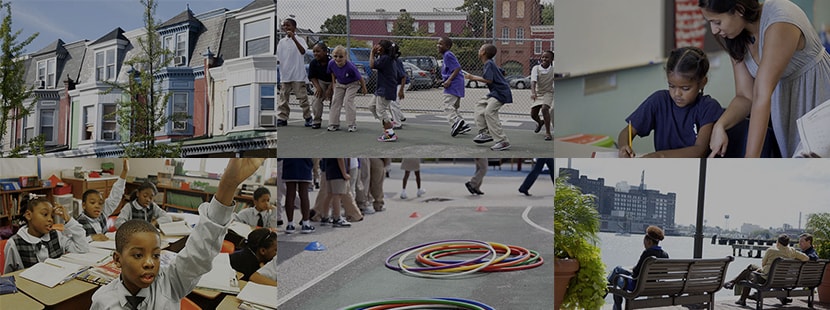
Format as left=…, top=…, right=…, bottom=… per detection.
left=385, top=239, right=544, bottom=278
left=337, top=297, right=495, bottom=310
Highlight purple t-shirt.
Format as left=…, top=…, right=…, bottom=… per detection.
left=327, top=60, right=362, bottom=85
left=441, top=51, right=464, bottom=98
left=626, top=90, right=724, bottom=152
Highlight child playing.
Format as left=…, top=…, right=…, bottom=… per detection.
left=229, top=228, right=276, bottom=281
left=464, top=44, right=513, bottom=151
left=90, top=159, right=264, bottom=309
left=399, top=158, right=425, bottom=199
left=370, top=40, right=400, bottom=142
left=617, top=46, right=723, bottom=158
left=390, top=52, right=408, bottom=129
left=77, top=158, right=129, bottom=241
left=115, top=182, right=172, bottom=229
left=327, top=45, right=367, bottom=132
left=277, top=18, right=311, bottom=127
left=233, top=187, right=277, bottom=228
left=320, top=158, right=353, bottom=227
left=3, top=196, right=89, bottom=273
left=282, top=158, right=315, bottom=234
left=530, top=50, right=554, bottom=141
left=438, top=36, right=471, bottom=137
left=309, top=42, right=333, bottom=130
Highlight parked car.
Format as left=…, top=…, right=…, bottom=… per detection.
left=277, top=50, right=314, bottom=95
left=401, top=56, right=440, bottom=87
left=402, top=62, right=432, bottom=90
left=504, top=74, right=525, bottom=83
left=509, top=75, right=531, bottom=89
left=462, top=70, right=486, bottom=88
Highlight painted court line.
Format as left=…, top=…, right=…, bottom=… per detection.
left=276, top=207, right=446, bottom=308
left=522, top=206, right=554, bottom=235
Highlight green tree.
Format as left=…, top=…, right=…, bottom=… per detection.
left=392, top=12, right=416, bottom=37
left=456, top=0, right=493, bottom=38
left=104, top=0, right=181, bottom=157
left=541, top=3, right=554, bottom=25
left=0, top=0, right=42, bottom=157
left=320, top=14, right=347, bottom=34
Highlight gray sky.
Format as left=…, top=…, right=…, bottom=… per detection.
left=554, top=159, right=830, bottom=230
left=10, top=0, right=252, bottom=54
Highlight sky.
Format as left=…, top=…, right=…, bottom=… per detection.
left=554, top=159, right=830, bottom=230
left=9, top=0, right=253, bottom=54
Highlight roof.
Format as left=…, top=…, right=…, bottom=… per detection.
left=188, top=9, right=228, bottom=67
left=91, top=28, right=128, bottom=45
left=238, top=0, right=275, bottom=13
left=33, top=39, right=65, bottom=56
left=159, top=8, right=196, bottom=28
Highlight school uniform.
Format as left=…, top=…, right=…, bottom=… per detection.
left=114, top=200, right=172, bottom=229
left=328, top=60, right=363, bottom=128
left=531, top=63, right=554, bottom=108
left=77, top=178, right=126, bottom=238
left=309, top=56, right=332, bottom=127
left=229, top=248, right=260, bottom=281
left=3, top=218, right=89, bottom=273
left=277, top=34, right=311, bottom=123
left=91, top=198, right=235, bottom=309
left=625, top=90, right=723, bottom=152
left=255, top=256, right=277, bottom=282
left=233, top=207, right=277, bottom=229
left=475, top=59, right=512, bottom=143
left=373, top=54, right=398, bottom=124
left=441, top=50, right=465, bottom=126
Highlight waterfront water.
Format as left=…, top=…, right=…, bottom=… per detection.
left=599, top=232, right=764, bottom=307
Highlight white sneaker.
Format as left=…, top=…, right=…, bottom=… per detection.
left=417, top=188, right=426, bottom=197
left=400, top=190, right=408, bottom=199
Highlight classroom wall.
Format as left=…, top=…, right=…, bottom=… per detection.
left=813, top=0, right=830, bottom=31
left=40, top=158, right=110, bottom=180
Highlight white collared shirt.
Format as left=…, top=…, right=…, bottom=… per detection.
left=2, top=217, right=89, bottom=273
left=114, top=200, right=172, bottom=229
left=277, top=35, right=309, bottom=83
left=232, top=207, right=277, bottom=229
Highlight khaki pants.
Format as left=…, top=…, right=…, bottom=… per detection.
left=443, top=94, right=463, bottom=126
left=311, top=177, right=363, bottom=221
left=311, top=81, right=332, bottom=125
left=354, top=158, right=371, bottom=208
left=369, top=158, right=386, bottom=210
left=374, top=96, right=393, bottom=123
left=278, top=81, right=311, bottom=121
left=475, top=96, right=508, bottom=143
left=330, top=81, right=360, bottom=127
left=469, top=158, right=488, bottom=190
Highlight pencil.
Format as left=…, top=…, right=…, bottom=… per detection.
left=628, top=121, right=633, bottom=148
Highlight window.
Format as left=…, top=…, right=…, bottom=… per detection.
left=444, top=22, right=451, bottom=33
left=428, top=22, right=435, bottom=33
left=40, top=109, right=54, bottom=143
left=233, top=85, right=251, bottom=127
left=101, top=104, right=117, bottom=140
left=261, top=85, right=275, bottom=110
left=96, top=49, right=116, bottom=81
left=163, top=35, right=174, bottom=62
left=172, top=93, right=187, bottom=131
left=517, top=28, right=525, bottom=45
left=243, top=19, right=270, bottom=56
left=83, top=106, right=93, bottom=140
left=502, top=1, right=510, bottom=18
left=37, top=59, right=56, bottom=88
left=387, top=21, right=393, bottom=33
left=551, top=39, right=555, bottom=51
left=517, top=1, right=525, bottom=18
left=178, top=158, right=231, bottom=179
left=534, top=40, right=542, bottom=54
left=175, top=33, right=186, bottom=58
left=502, top=27, right=509, bottom=44
left=412, top=22, right=419, bottom=31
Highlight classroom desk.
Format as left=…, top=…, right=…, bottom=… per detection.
left=553, top=140, right=617, bottom=158
left=0, top=289, right=45, bottom=309
left=5, top=269, right=98, bottom=310
left=215, top=280, right=249, bottom=310
left=190, top=277, right=247, bottom=309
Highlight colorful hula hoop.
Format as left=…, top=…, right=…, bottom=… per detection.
left=385, top=240, right=544, bottom=277
left=337, top=297, right=496, bottom=310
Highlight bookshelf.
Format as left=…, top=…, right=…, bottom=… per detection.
left=125, top=182, right=254, bottom=214
left=0, top=186, right=55, bottom=227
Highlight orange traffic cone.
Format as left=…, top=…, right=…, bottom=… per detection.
left=409, top=212, right=420, bottom=218
left=475, top=206, right=488, bottom=212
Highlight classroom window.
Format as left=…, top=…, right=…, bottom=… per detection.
left=172, top=93, right=187, bottom=131
left=517, top=1, right=525, bottom=18
left=428, top=22, right=435, bottom=33
left=40, top=109, right=55, bottom=143
left=243, top=18, right=270, bottom=56
left=83, top=105, right=93, bottom=140
left=234, top=85, right=251, bottom=127
left=412, top=22, right=419, bottom=31
left=502, top=1, right=510, bottom=18
left=37, top=58, right=56, bottom=88
left=101, top=104, right=117, bottom=140
left=444, top=22, right=451, bottom=33
left=534, top=40, right=542, bottom=54
left=178, top=158, right=231, bottom=179
left=387, top=21, right=393, bottom=33
left=501, top=27, right=509, bottom=44
left=516, top=28, right=524, bottom=45
left=261, top=84, right=275, bottom=111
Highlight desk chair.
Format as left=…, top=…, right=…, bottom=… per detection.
left=221, top=240, right=235, bottom=254
left=107, top=216, right=117, bottom=232
left=181, top=297, right=202, bottom=310
left=0, top=239, right=6, bottom=274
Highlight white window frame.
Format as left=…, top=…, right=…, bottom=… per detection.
left=101, top=104, right=117, bottom=141
left=82, top=105, right=94, bottom=140
left=428, top=22, right=435, bottom=33
left=39, top=107, right=56, bottom=144
left=517, top=28, right=525, bottom=45
left=163, top=35, right=174, bottom=63
left=534, top=40, right=542, bottom=54
left=444, top=22, right=451, bottom=33
left=501, top=27, right=509, bottom=45
left=241, top=17, right=271, bottom=56
left=260, top=84, right=275, bottom=111
left=37, top=58, right=56, bottom=88
left=175, top=33, right=187, bottom=58
left=172, top=93, right=188, bottom=131
left=233, top=85, right=251, bottom=128
left=96, top=49, right=116, bottom=81
left=387, top=21, right=394, bottom=33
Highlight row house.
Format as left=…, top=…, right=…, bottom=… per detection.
left=495, top=0, right=551, bottom=76
left=349, top=8, right=468, bottom=42
left=4, top=0, right=277, bottom=157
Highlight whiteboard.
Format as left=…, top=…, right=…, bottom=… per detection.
left=556, top=0, right=666, bottom=76
left=0, top=159, right=38, bottom=179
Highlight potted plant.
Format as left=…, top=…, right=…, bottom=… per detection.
left=806, top=212, right=830, bottom=303
left=554, top=175, right=607, bottom=310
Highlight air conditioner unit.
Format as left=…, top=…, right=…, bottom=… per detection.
left=260, top=114, right=276, bottom=127
left=102, top=130, right=116, bottom=140
left=174, top=56, right=187, bottom=66
left=173, top=121, right=186, bottom=131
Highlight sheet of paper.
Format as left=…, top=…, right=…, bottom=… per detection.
left=228, top=221, right=253, bottom=238
left=90, top=240, right=117, bottom=250
left=105, top=232, right=116, bottom=239
left=797, top=99, right=830, bottom=157
left=237, top=282, right=278, bottom=309
left=195, top=253, right=239, bottom=294
left=60, top=247, right=112, bottom=266
left=20, top=259, right=83, bottom=288
left=592, top=151, right=620, bottom=158
left=159, top=221, right=193, bottom=236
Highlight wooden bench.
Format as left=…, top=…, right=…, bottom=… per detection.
left=608, top=256, right=734, bottom=310
left=740, top=258, right=828, bottom=310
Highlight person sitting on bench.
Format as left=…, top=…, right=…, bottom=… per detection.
left=722, top=234, right=809, bottom=306
left=607, top=226, right=669, bottom=310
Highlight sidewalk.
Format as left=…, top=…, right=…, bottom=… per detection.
left=277, top=108, right=554, bottom=157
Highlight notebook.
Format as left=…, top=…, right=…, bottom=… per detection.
left=90, top=240, right=117, bottom=250
left=237, top=282, right=278, bottom=309
left=229, top=221, right=253, bottom=238
left=796, top=98, right=830, bottom=157
left=159, top=221, right=193, bottom=236
left=20, top=259, right=85, bottom=288
left=60, top=247, right=112, bottom=266
left=195, top=253, right=239, bottom=294
left=74, top=259, right=121, bottom=286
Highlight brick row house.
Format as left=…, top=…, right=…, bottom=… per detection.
left=3, top=0, right=277, bottom=157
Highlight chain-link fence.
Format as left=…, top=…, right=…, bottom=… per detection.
left=277, top=0, right=554, bottom=116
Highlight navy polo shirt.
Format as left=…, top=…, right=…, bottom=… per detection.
left=626, top=90, right=723, bottom=152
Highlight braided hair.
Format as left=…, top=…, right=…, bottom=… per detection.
left=666, top=46, right=710, bottom=85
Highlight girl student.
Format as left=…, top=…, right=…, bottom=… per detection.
left=700, top=0, right=830, bottom=157
left=370, top=39, right=401, bottom=142
left=77, top=158, right=129, bottom=241
left=3, top=195, right=89, bottom=273
left=617, top=46, right=724, bottom=158
left=229, top=228, right=277, bottom=281
left=114, top=181, right=172, bottom=229
left=327, top=45, right=367, bottom=132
